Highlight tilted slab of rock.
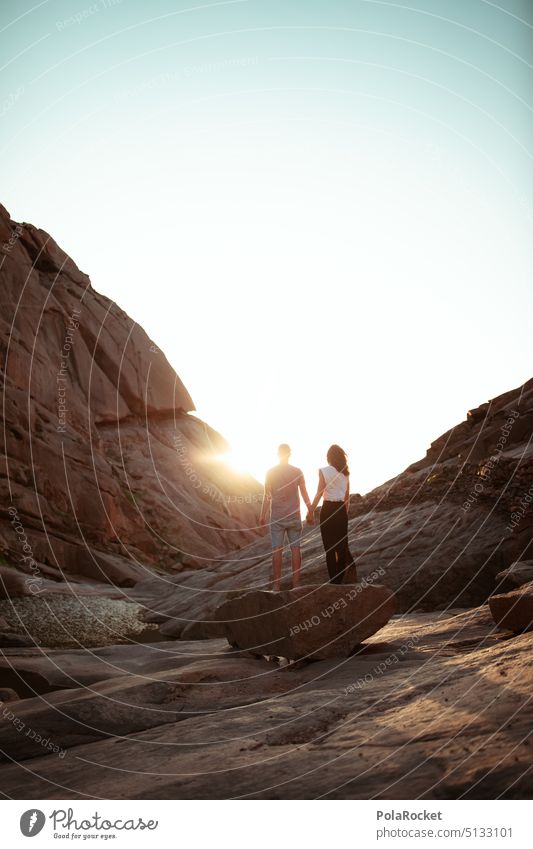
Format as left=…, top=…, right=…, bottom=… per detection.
left=0, top=638, right=226, bottom=697
left=215, top=584, right=396, bottom=659
left=489, top=580, right=533, bottom=633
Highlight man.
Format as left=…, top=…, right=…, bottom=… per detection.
left=259, top=444, right=312, bottom=592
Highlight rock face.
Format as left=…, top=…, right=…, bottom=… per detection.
left=215, top=584, right=396, bottom=659
left=0, top=205, right=261, bottom=588
left=489, top=581, right=533, bottom=633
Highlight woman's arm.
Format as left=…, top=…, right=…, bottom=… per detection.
left=344, top=475, right=350, bottom=513
left=308, top=471, right=326, bottom=522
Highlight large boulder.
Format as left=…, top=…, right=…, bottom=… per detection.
left=215, top=584, right=396, bottom=660
left=489, top=581, right=533, bottom=633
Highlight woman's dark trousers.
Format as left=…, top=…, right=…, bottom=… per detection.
left=320, top=500, right=350, bottom=584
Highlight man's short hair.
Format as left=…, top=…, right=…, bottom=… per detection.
left=278, top=443, right=291, bottom=456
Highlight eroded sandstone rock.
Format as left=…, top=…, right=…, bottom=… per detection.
left=489, top=581, right=533, bottom=633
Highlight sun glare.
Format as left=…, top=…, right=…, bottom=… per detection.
left=212, top=445, right=271, bottom=483
left=210, top=435, right=324, bottom=495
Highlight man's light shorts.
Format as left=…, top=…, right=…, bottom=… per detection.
left=271, top=518, right=302, bottom=549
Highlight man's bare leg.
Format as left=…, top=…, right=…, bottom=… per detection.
left=272, top=547, right=283, bottom=591
left=290, top=545, right=301, bottom=589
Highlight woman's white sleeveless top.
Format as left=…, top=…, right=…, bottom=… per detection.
left=321, top=465, right=348, bottom=501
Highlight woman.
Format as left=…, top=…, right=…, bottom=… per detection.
left=308, top=444, right=354, bottom=584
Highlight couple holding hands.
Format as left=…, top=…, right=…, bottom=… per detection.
left=259, top=443, right=354, bottom=592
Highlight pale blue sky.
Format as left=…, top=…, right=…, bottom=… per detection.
left=1, top=0, right=532, bottom=491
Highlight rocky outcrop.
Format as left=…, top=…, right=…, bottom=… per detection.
left=489, top=581, right=533, bottom=633
left=215, top=584, right=396, bottom=659
left=0, top=688, right=18, bottom=703
left=1, top=607, right=531, bottom=799
left=0, top=205, right=262, bottom=588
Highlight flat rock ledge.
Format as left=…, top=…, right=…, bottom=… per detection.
left=215, top=583, right=396, bottom=660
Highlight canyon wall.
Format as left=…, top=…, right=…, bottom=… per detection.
left=0, top=205, right=261, bottom=590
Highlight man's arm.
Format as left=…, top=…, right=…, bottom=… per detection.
left=299, top=473, right=312, bottom=515
left=307, top=470, right=326, bottom=523
left=259, top=474, right=271, bottom=527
